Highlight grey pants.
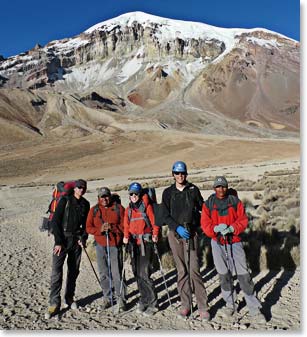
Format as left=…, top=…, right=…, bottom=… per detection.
left=96, top=244, right=126, bottom=301
left=49, top=239, right=81, bottom=306
left=168, top=231, right=208, bottom=311
left=211, top=239, right=261, bottom=310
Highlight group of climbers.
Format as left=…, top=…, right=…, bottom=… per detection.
left=45, top=161, right=266, bottom=323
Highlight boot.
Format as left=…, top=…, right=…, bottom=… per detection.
left=44, top=305, right=59, bottom=319
left=115, top=297, right=126, bottom=313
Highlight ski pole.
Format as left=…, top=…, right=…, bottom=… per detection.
left=153, top=243, right=172, bottom=307
left=105, top=231, right=114, bottom=313
left=82, top=245, right=101, bottom=286
left=222, top=235, right=236, bottom=313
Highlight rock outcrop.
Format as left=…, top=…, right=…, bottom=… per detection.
left=0, top=12, right=300, bottom=141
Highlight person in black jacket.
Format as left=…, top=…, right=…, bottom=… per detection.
left=162, top=161, right=210, bottom=321
left=45, top=179, right=90, bottom=319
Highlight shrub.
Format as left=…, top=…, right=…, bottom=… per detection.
left=161, top=252, right=176, bottom=270
left=254, top=192, right=263, bottom=200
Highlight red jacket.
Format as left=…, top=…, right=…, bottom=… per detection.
left=86, top=201, right=125, bottom=247
left=124, top=195, right=159, bottom=244
left=201, top=195, right=248, bottom=244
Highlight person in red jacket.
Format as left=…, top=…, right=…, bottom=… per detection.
left=201, top=176, right=265, bottom=322
left=86, top=187, right=126, bottom=312
left=123, top=182, right=160, bottom=317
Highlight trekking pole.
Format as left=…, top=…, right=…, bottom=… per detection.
left=153, top=243, right=172, bottom=307
left=118, top=244, right=129, bottom=313
left=105, top=230, right=114, bottom=313
left=82, top=245, right=101, bottom=287
left=222, top=235, right=236, bottom=313
left=185, top=238, right=194, bottom=317
left=228, top=236, right=239, bottom=287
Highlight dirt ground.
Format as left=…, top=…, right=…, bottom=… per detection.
left=0, top=150, right=301, bottom=331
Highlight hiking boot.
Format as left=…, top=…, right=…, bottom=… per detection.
left=135, top=302, right=146, bottom=314
left=100, top=297, right=111, bottom=310
left=115, top=298, right=127, bottom=313
left=44, top=305, right=59, bottom=319
left=220, top=305, right=237, bottom=317
left=248, top=308, right=266, bottom=323
left=199, top=310, right=210, bottom=321
left=64, top=297, right=78, bottom=309
left=143, top=306, right=158, bottom=317
left=177, top=307, right=190, bottom=320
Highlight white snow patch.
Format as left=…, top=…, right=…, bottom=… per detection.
left=247, top=37, right=281, bottom=48
left=116, top=46, right=144, bottom=83
left=56, top=59, right=116, bottom=90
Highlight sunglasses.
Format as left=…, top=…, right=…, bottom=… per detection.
left=129, top=192, right=139, bottom=197
left=76, top=186, right=85, bottom=190
left=99, top=195, right=110, bottom=198
left=173, top=172, right=187, bottom=175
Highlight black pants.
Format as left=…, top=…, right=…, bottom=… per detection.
left=131, top=242, right=157, bottom=309
left=49, top=238, right=82, bottom=306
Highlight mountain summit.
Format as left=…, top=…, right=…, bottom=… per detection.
left=0, top=11, right=300, bottom=144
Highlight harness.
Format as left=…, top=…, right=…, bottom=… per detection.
left=131, top=233, right=153, bottom=256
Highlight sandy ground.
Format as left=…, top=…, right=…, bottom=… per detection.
left=0, top=157, right=300, bottom=331
left=0, top=130, right=300, bottom=185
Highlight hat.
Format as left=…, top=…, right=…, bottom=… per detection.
left=213, top=176, right=228, bottom=188
left=75, top=179, right=87, bottom=190
left=97, top=187, right=111, bottom=197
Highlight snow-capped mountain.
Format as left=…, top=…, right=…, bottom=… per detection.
left=0, top=12, right=300, bottom=142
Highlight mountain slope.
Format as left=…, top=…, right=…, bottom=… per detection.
left=0, top=11, right=300, bottom=145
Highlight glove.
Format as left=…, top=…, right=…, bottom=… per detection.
left=152, top=235, right=158, bottom=243
left=101, top=223, right=111, bottom=233
left=176, top=225, right=190, bottom=239
left=221, top=226, right=234, bottom=236
left=123, top=237, right=129, bottom=244
left=214, top=223, right=228, bottom=233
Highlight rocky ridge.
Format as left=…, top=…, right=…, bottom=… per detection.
left=0, top=11, right=300, bottom=144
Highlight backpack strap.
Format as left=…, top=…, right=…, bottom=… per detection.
left=128, top=201, right=152, bottom=228
left=61, top=197, right=70, bottom=232
left=205, top=194, right=216, bottom=213
left=227, top=194, right=239, bottom=211
left=93, top=202, right=121, bottom=223
left=206, top=193, right=238, bottom=214
left=113, top=202, right=121, bottom=221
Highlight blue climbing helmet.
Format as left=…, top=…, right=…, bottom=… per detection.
left=128, top=182, right=142, bottom=194
left=172, top=161, right=187, bottom=174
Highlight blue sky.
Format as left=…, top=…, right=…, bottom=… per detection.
left=0, top=0, right=300, bottom=58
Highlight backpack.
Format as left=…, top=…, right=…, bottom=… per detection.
left=39, top=181, right=76, bottom=234
left=205, top=192, right=239, bottom=216
left=127, top=187, right=165, bottom=228
left=92, top=193, right=121, bottom=221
